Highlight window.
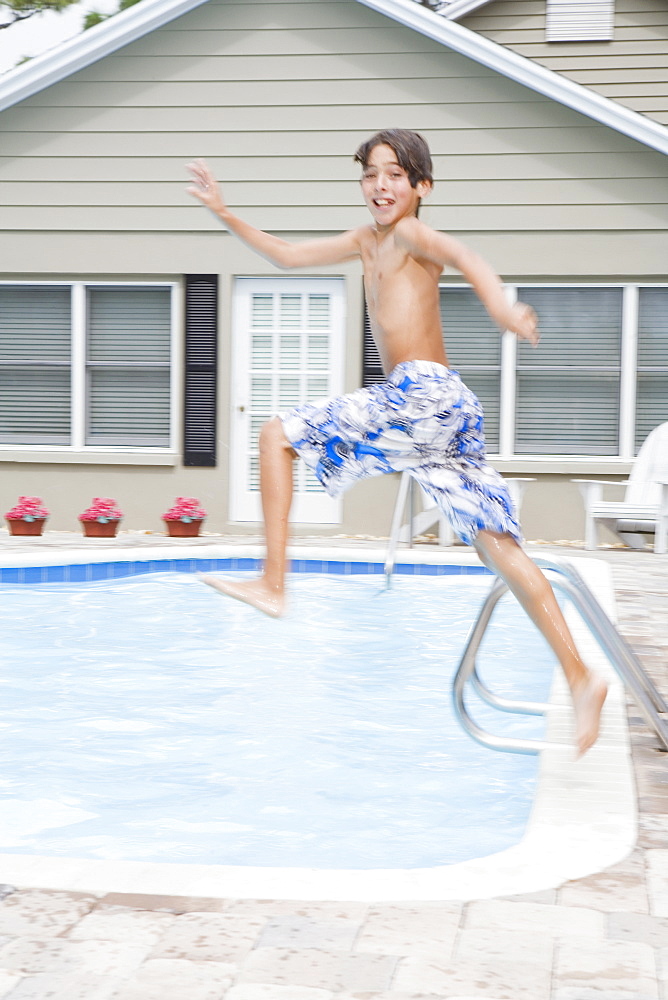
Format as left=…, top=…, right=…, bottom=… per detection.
left=363, top=284, right=668, bottom=461
left=0, top=285, right=71, bottom=445
left=86, top=287, right=171, bottom=447
left=514, top=287, right=622, bottom=456
left=0, top=282, right=175, bottom=452
left=636, top=288, right=668, bottom=451
left=439, top=288, right=502, bottom=453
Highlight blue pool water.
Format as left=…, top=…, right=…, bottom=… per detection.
left=0, top=569, right=555, bottom=869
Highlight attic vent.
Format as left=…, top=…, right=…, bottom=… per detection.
left=546, top=0, right=614, bottom=41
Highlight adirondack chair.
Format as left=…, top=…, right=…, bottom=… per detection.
left=388, top=471, right=534, bottom=548
left=573, top=422, right=668, bottom=554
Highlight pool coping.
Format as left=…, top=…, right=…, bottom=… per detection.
left=0, top=546, right=636, bottom=901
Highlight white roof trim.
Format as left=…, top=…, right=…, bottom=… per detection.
left=0, top=0, right=208, bottom=113
left=0, top=0, right=666, bottom=158
left=358, top=0, right=668, bottom=156
left=441, top=0, right=499, bottom=22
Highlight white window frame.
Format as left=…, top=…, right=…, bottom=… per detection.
left=0, top=280, right=180, bottom=466
left=440, top=281, right=668, bottom=470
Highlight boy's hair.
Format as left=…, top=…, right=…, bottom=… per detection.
left=353, top=129, right=434, bottom=188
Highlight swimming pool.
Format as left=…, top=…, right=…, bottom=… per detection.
left=0, top=568, right=555, bottom=869
left=0, top=543, right=635, bottom=900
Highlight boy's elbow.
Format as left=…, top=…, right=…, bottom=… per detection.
left=272, top=245, right=300, bottom=270
left=452, top=245, right=479, bottom=273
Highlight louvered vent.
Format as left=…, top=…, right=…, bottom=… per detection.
left=184, top=274, right=218, bottom=466
left=546, top=0, right=614, bottom=41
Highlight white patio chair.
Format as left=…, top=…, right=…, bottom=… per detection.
left=573, top=421, right=668, bottom=554
left=389, top=471, right=534, bottom=548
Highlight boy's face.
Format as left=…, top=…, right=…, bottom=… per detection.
left=360, top=143, right=431, bottom=228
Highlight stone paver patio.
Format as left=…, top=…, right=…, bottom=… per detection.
left=0, top=534, right=666, bottom=1000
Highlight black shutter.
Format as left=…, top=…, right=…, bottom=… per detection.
left=362, top=302, right=385, bottom=387
left=184, top=274, right=218, bottom=467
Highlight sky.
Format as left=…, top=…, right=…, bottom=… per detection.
left=0, top=0, right=119, bottom=74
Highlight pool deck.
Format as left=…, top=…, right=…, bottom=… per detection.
left=0, top=531, right=666, bottom=1000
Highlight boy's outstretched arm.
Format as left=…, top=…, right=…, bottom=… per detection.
left=187, top=159, right=361, bottom=269
left=396, top=217, right=539, bottom=346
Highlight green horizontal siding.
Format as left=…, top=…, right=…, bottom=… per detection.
left=2, top=203, right=666, bottom=232
left=3, top=177, right=668, bottom=208
left=0, top=150, right=665, bottom=183
left=0, top=0, right=667, bottom=236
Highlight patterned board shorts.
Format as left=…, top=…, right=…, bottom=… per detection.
left=280, top=360, right=521, bottom=546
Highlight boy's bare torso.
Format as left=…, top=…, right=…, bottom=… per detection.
left=357, top=224, right=448, bottom=374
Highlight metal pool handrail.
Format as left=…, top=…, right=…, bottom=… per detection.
left=452, top=557, right=668, bottom=755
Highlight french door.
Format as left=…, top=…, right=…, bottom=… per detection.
left=230, top=277, right=345, bottom=522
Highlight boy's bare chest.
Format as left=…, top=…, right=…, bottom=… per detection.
left=360, top=236, right=405, bottom=287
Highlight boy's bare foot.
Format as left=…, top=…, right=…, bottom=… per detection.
left=572, top=673, right=608, bottom=757
left=199, top=574, right=285, bottom=618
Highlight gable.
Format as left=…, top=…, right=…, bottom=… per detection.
left=0, top=0, right=667, bottom=153
left=457, top=0, right=668, bottom=124
left=1, top=0, right=667, bottom=250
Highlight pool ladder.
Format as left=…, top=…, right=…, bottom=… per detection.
left=384, top=482, right=668, bottom=755
left=451, top=559, right=668, bottom=755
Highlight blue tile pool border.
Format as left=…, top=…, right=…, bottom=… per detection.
left=0, top=558, right=492, bottom=585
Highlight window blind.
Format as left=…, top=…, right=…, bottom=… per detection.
left=440, top=288, right=501, bottom=452
left=0, top=285, right=71, bottom=444
left=636, top=288, right=668, bottom=452
left=86, top=286, right=171, bottom=447
left=87, top=289, right=171, bottom=363
left=362, top=305, right=385, bottom=386
left=515, top=287, right=622, bottom=455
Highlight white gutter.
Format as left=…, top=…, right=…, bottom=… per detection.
left=0, top=0, right=208, bottom=113
left=358, top=0, right=668, bottom=156
left=441, top=0, right=499, bottom=21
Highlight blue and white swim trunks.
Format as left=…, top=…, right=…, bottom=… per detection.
left=281, top=360, right=521, bottom=546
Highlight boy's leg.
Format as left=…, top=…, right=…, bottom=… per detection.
left=473, top=530, right=607, bottom=757
left=201, top=416, right=296, bottom=617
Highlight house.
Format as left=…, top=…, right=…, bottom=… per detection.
left=0, top=0, right=666, bottom=541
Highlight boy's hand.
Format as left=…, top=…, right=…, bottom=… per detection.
left=505, top=301, right=539, bottom=346
left=186, top=159, right=226, bottom=214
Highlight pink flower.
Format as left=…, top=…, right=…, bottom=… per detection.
left=162, top=496, right=207, bottom=522
left=79, top=497, right=123, bottom=522
left=5, top=496, right=50, bottom=520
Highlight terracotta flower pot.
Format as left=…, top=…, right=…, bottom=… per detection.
left=6, top=517, right=47, bottom=537
left=163, top=518, right=204, bottom=538
left=81, top=519, right=120, bottom=538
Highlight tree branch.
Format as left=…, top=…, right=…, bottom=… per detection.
left=0, top=9, right=38, bottom=27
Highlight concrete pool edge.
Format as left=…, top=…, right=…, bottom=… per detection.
left=0, top=546, right=636, bottom=902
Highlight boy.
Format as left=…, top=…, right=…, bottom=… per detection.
left=187, top=129, right=607, bottom=755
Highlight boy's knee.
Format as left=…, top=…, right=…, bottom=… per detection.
left=260, top=416, right=296, bottom=456
left=473, top=530, right=520, bottom=568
